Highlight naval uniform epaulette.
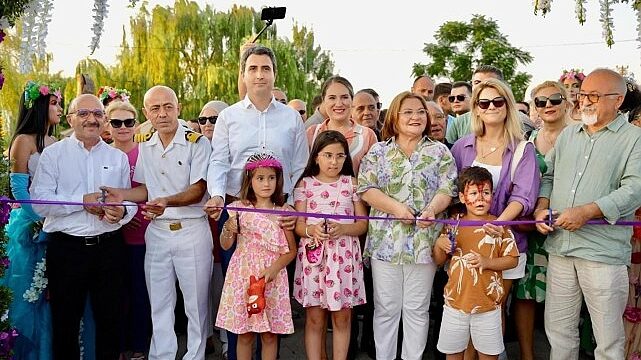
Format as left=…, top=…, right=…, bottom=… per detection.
left=185, top=130, right=203, bottom=143
left=134, top=132, right=153, bottom=143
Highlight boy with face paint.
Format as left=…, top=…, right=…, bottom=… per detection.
left=433, top=166, right=519, bottom=359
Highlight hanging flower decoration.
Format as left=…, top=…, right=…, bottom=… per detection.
left=533, top=0, right=553, bottom=16
left=575, top=0, right=587, bottom=25
left=89, top=0, right=110, bottom=55
left=97, top=86, right=131, bottom=104
left=600, top=0, right=616, bottom=47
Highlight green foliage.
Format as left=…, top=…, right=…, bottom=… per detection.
left=0, top=0, right=32, bottom=27
left=413, top=14, right=533, bottom=101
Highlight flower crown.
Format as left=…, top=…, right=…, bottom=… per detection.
left=23, top=80, right=62, bottom=109
left=97, top=86, right=130, bottom=104
left=245, top=152, right=282, bottom=171
left=559, top=69, right=586, bottom=82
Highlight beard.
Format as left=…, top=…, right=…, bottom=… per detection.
left=581, top=110, right=598, bottom=126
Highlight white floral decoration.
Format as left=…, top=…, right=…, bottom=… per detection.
left=18, top=0, right=40, bottom=74
left=22, top=256, right=47, bottom=303
left=79, top=318, right=86, bottom=359
left=534, top=0, right=553, bottom=16
left=575, top=0, right=587, bottom=25
left=35, top=0, right=54, bottom=59
left=0, top=17, right=9, bottom=31
left=1, top=310, right=8, bottom=323
left=600, top=0, right=615, bottom=47
left=89, top=0, right=109, bottom=55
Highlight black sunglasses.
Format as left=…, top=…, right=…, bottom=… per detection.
left=109, top=118, right=136, bottom=128
left=448, top=94, right=467, bottom=102
left=198, top=116, right=218, bottom=125
left=298, top=110, right=306, bottom=115
left=376, top=102, right=383, bottom=110
left=534, top=93, right=565, bottom=108
left=477, top=97, right=506, bottom=110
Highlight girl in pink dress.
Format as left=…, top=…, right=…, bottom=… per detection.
left=215, top=152, right=297, bottom=360
left=293, top=130, right=368, bottom=360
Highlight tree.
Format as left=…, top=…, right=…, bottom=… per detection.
left=412, top=15, right=533, bottom=101
left=109, top=0, right=334, bottom=118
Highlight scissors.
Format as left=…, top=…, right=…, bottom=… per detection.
left=99, top=188, right=107, bottom=204
left=448, top=214, right=461, bottom=255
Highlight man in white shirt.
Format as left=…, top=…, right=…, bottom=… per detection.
left=204, top=45, right=308, bottom=360
left=31, top=94, right=135, bottom=359
left=105, top=85, right=212, bottom=360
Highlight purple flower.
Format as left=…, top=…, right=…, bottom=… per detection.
left=0, top=257, right=10, bottom=268
left=0, top=197, right=10, bottom=225
left=0, top=30, right=5, bottom=43
left=0, top=70, right=4, bottom=91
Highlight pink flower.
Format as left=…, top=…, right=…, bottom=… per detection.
left=624, top=306, right=641, bottom=323
left=305, top=190, right=314, bottom=198
left=343, top=288, right=352, bottom=297
left=345, top=250, right=353, bottom=259
left=342, top=177, right=350, bottom=183
left=294, top=278, right=301, bottom=285
left=325, top=279, right=335, bottom=287
left=333, top=292, right=341, bottom=301
left=313, top=275, right=319, bottom=283
left=341, top=190, right=350, bottom=197
left=339, top=239, right=346, bottom=247
left=338, top=256, right=344, bottom=265
left=304, top=266, right=312, bottom=276
left=344, top=264, right=352, bottom=273
left=309, top=200, right=317, bottom=210
left=321, top=190, right=330, bottom=199
left=108, top=90, right=117, bottom=98
left=39, top=86, right=49, bottom=96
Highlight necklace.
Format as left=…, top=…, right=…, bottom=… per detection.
left=478, top=141, right=504, bottom=159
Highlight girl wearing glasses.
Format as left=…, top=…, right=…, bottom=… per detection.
left=307, top=76, right=378, bottom=175
left=105, top=100, right=151, bottom=360
left=294, top=130, right=368, bottom=360
left=512, top=81, right=571, bottom=360
left=450, top=78, right=540, bottom=358
left=2, top=81, right=63, bottom=359
left=198, top=101, right=229, bottom=141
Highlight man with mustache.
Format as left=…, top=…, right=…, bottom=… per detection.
left=31, top=94, right=135, bottom=359
left=534, top=68, right=641, bottom=360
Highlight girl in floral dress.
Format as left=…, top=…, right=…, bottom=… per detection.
left=216, top=152, right=296, bottom=360
left=293, top=130, right=368, bottom=360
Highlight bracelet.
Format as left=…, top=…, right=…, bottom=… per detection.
left=305, top=225, right=311, bottom=238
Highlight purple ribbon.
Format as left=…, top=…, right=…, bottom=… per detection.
left=2, top=198, right=641, bottom=227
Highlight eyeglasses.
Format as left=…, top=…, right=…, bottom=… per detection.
left=432, top=113, right=446, bottom=120
left=318, top=152, right=347, bottom=161
left=298, top=110, right=306, bottom=115
left=577, top=92, right=621, bottom=104
left=69, top=109, right=105, bottom=120
left=198, top=116, right=218, bottom=125
left=398, top=109, right=428, bottom=117
left=109, top=118, right=136, bottom=128
left=534, top=93, right=565, bottom=108
left=448, top=94, right=467, bottom=102
left=477, top=97, right=506, bottom=110
left=518, top=109, right=528, bottom=115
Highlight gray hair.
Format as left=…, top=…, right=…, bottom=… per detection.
left=200, top=100, right=229, bottom=115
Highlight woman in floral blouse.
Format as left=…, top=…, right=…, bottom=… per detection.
left=357, top=91, right=457, bottom=360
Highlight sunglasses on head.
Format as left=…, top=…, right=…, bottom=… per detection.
left=198, top=116, right=218, bottom=125
left=534, top=93, right=565, bottom=108
left=448, top=94, right=467, bottom=102
left=477, top=97, right=506, bottom=110
left=109, top=118, right=136, bottom=128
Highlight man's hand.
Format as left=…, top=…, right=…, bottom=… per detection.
left=482, top=223, right=503, bottom=238
left=142, top=197, right=168, bottom=220
left=555, top=206, right=591, bottom=232
left=204, top=196, right=224, bottom=220
left=534, top=208, right=556, bottom=234
left=435, top=234, right=452, bottom=254
left=277, top=204, right=297, bottom=231
left=103, top=205, right=125, bottom=224
left=83, top=192, right=105, bottom=217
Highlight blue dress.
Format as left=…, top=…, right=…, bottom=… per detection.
left=2, top=153, right=96, bottom=359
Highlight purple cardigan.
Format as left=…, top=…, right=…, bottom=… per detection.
left=450, top=134, right=541, bottom=252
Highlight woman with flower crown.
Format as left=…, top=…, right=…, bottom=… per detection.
left=2, top=81, right=62, bottom=359
left=559, top=69, right=586, bottom=122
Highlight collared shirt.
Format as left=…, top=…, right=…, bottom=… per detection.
left=134, top=124, right=211, bottom=220
left=357, top=137, right=458, bottom=264
left=450, top=134, right=541, bottom=252
left=208, top=96, right=309, bottom=200
left=445, top=112, right=471, bottom=144
left=304, top=109, right=325, bottom=129
left=540, top=114, right=641, bottom=265
left=307, top=119, right=378, bottom=174
left=31, top=135, right=136, bottom=236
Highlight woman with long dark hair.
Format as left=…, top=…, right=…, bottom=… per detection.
left=3, top=80, right=61, bottom=359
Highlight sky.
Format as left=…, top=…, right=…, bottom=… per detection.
left=42, top=0, right=641, bottom=106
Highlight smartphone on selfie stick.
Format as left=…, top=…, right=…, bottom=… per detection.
left=251, top=6, right=286, bottom=43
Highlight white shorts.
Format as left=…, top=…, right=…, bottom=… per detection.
left=437, top=306, right=504, bottom=356
left=502, top=252, right=526, bottom=280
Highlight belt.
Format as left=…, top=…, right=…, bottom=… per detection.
left=152, top=216, right=206, bottom=231
left=57, top=230, right=120, bottom=246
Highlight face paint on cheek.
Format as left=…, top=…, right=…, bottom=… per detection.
left=463, top=183, right=492, bottom=206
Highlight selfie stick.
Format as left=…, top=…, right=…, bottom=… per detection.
left=251, top=7, right=286, bottom=43
left=252, top=19, right=274, bottom=43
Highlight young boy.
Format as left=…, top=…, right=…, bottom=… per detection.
left=433, top=166, right=519, bottom=359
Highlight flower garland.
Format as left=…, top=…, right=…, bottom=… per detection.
left=90, top=0, right=110, bottom=55
left=559, top=68, right=586, bottom=82
left=575, top=0, right=587, bottom=25
left=22, top=257, right=47, bottom=303
left=97, top=86, right=131, bottom=104
left=23, top=80, right=62, bottom=109
left=600, top=0, right=615, bottom=47
left=533, top=0, right=553, bottom=16
left=18, top=0, right=39, bottom=74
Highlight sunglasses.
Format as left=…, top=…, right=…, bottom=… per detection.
left=198, top=116, right=218, bottom=125
left=448, top=94, right=467, bottom=102
left=298, top=110, right=306, bottom=115
left=109, top=118, right=136, bottom=128
left=477, top=97, right=506, bottom=110
left=534, top=93, right=565, bottom=108
left=376, top=102, right=383, bottom=110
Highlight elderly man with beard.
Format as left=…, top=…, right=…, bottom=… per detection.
left=534, top=68, right=641, bottom=360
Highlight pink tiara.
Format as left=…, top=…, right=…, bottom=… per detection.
left=244, top=152, right=282, bottom=171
